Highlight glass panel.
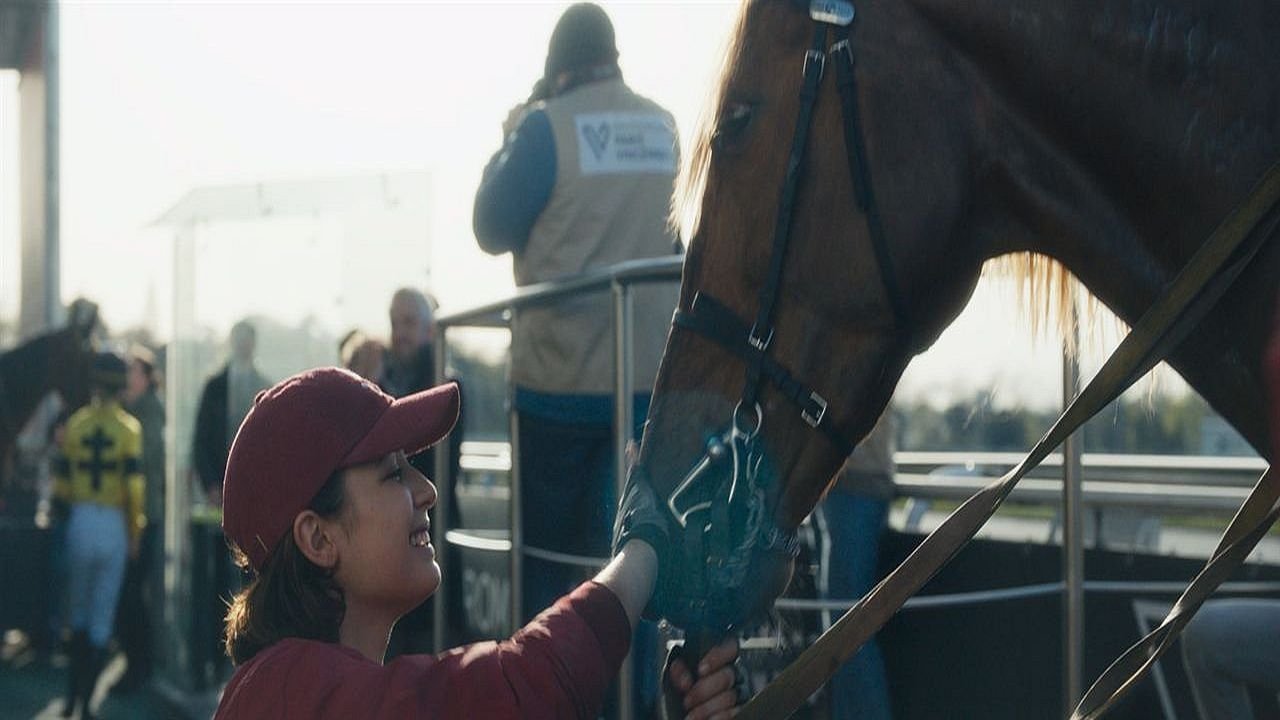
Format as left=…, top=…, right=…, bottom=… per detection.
left=159, top=171, right=433, bottom=690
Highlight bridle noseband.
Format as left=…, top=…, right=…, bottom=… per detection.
left=652, top=0, right=911, bottom=631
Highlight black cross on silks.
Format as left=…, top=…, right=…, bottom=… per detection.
left=78, top=427, right=118, bottom=492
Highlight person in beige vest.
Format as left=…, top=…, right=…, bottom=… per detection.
left=473, top=4, right=680, bottom=715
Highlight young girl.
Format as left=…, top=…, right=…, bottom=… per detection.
left=214, top=367, right=739, bottom=719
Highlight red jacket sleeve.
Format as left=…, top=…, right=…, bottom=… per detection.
left=213, top=582, right=631, bottom=720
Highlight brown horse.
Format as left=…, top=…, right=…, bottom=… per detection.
left=636, top=0, right=1279, bottom=664
left=0, top=300, right=99, bottom=507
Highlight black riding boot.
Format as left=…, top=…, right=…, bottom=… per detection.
left=61, top=631, right=87, bottom=718
left=78, top=644, right=106, bottom=720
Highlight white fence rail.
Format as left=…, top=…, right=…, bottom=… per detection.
left=459, top=442, right=1266, bottom=515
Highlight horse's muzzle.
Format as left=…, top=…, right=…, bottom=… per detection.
left=651, top=540, right=797, bottom=633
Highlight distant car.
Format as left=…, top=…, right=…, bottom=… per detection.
left=929, top=461, right=991, bottom=479
left=902, top=462, right=996, bottom=531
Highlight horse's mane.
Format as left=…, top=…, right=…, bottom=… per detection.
left=989, top=253, right=1077, bottom=353
left=989, top=253, right=1127, bottom=359
left=670, top=1, right=751, bottom=241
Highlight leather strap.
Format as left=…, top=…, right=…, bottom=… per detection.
left=674, top=294, right=854, bottom=455
left=831, top=25, right=910, bottom=331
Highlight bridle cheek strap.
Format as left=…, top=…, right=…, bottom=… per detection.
left=674, top=293, right=854, bottom=456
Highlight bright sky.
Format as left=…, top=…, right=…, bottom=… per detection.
left=1, top=0, right=1185, bottom=409
left=50, top=1, right=737, bottom=322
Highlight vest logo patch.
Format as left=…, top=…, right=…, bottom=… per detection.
left=574, top=112, right=676, bottom=176
left=583, top=123, right=612, bottom=161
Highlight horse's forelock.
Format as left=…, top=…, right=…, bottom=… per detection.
left=670, top=2, right=755, bottom=242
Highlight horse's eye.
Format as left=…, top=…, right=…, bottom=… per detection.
left=713, top=102, right=754, bottom=150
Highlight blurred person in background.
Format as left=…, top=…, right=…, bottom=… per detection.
left=817, top=409, right=897, bottom=720
left=381, top=288, right=438, bottom=398
left=339, top=329, right=386, bottom=385
left=110, top=345, right=166, bottom=695
left=193, top=320, right=269, bottom=506
left=191, top=320, right=269, bottom=684
left=1179, top=299, right=1280, bottom=720
left=52, top=351, right=145, bottom=720
left=1182, top=599, right=1280, bottom=720
left=40, top=409, right=73, bottom=662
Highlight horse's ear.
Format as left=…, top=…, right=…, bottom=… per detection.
left=67, top=299, right=99, bottom=340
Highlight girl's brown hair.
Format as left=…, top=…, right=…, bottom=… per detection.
left=223, top=470, right=347, bottom=665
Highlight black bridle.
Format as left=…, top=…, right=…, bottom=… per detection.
left=655, top=0, right=911, bottom=632
left=675, top=0, right=909, bottom=458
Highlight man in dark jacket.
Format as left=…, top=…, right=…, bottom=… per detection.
left=382, top=288, right=437, bottom=399
left=192, top=321, right=269, bottom=504
left=191, top=321, right=269, bottom=682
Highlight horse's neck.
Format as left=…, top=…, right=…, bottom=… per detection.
left=0, top=334, right=58, bottom=434
left=913, top=0, right=1277, bottom=245
left=908, top=0, right=1280, bottom=454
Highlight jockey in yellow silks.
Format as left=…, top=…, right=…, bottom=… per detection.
left=52, top=350, right=144, bottom=719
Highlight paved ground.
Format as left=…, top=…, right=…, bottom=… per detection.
left=0, top=639, right=174, bottom=720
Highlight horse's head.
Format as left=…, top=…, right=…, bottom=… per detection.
left=637, top=0, right=993, bottom=631
left=50, top=299, right=100, bottom=409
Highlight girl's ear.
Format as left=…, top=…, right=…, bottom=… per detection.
left=293, top=510, right=338, bottom=569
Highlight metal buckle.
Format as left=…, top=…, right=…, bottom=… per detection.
left=829, top=38, right=853, bottom=63
left=802, top=48, right=826, bottom=84
left=810, top=0, right=855, bottom=26
left=747, top=326, right=773, bottom=352
left=801, top=391, right=828, bottom=427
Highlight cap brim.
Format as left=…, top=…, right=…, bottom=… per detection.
left=341, top=381, right=460, bottom=467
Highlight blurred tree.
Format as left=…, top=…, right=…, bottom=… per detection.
left=897, top=389, right=1227, bottom=455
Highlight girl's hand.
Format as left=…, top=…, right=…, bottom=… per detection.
left=666, top=637, right=741, bottom=720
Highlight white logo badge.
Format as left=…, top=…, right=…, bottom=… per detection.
left=575, top=112, right=676, bottom=176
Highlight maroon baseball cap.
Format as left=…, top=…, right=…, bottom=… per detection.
left=222, top=367, right=460, bottom=571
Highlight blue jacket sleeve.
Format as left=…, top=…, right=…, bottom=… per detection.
left=473, top=109, right=557, bottom=256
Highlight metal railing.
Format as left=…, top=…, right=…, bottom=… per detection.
left=432, top=255, right=684, bottom=720
left=893, top=450, right=1266, bottom=514
left=455, top=443, right=1268, bottom=515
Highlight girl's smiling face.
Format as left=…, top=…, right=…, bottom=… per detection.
left=330, top=451, right=439, bottom=619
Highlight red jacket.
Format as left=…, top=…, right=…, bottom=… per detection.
left=214, top=582, right=630, bottom=719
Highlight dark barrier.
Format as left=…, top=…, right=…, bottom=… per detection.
left=0, top=518, right=52, bottom=642
left=190, top=514, right=237, bottom=690
left=445, top=484, right=516, bottom=644
left=875, top=531, right=1280, bottom=720
left=445, top=528, right=513, bottom=644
